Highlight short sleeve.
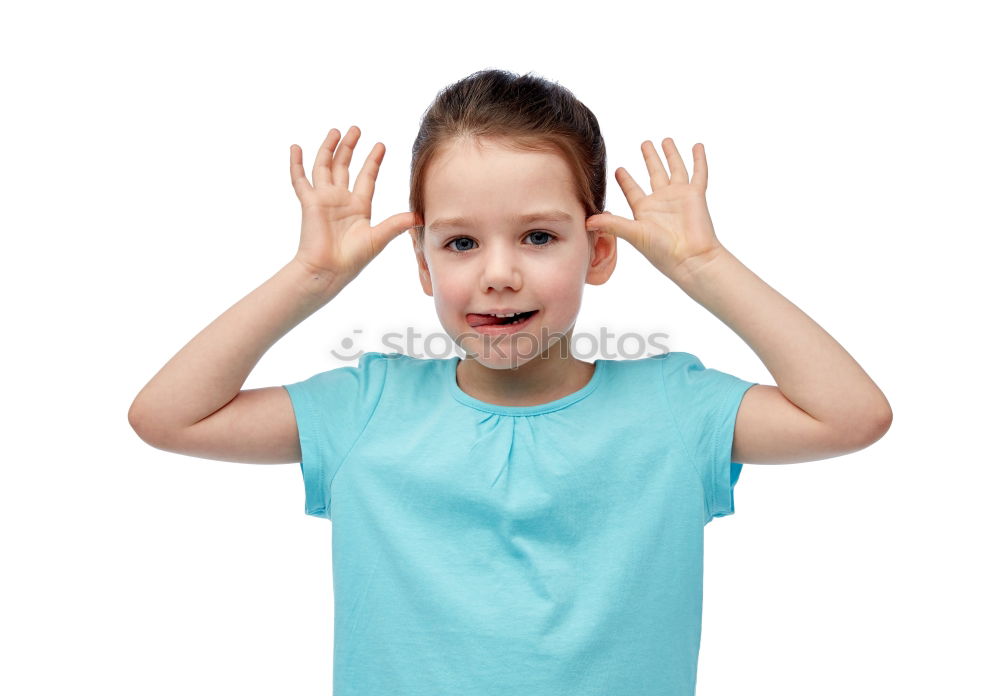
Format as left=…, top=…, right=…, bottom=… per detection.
left=282, top=351, right=389, bottom=519
left=661, top=351, right=758, bottom=524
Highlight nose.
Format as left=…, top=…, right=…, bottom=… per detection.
left=479, top=244, right=523, bottom=293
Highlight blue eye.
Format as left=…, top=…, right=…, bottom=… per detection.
left=526, top=230, right=554, bottom=246
left=446, top=237, right=476, bottom=252
left=444, top=230, right=555, bottom=253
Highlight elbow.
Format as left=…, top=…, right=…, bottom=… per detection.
left=871, top=390, right=893, bottom=435
left=128, top=398, right=142, bottom=432
left=826, top=398, right=892, bottom=452
left=128, top=400, right=152, bottom=443
left=856, top=402, right=893, bottom=447
left=128, top=399, right=168, bottom=447
left=867, top=407, right=892, bottom=444
left=855, top=387, right=893, bottom=445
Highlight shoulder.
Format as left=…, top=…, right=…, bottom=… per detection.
left=284, top=351, right=392, bottom=401
left=656, top=350, right=734, bottom=389
left=300, top=350, right=392, bottom=382
left=647, top=351, right=757, bottom=413
left=347, top=350, right=430, bottom=373
left=599, top=351, right=703, bottom=384
left=360, top=350, right=458, bottom=392
left=655, top=350, right=705, bottom=374
left=367, top=351, right=452, bottom=373
left=587, top=354, right=675, bottom=404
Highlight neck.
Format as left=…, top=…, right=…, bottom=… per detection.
left=455, top=335, right=595, bottom=407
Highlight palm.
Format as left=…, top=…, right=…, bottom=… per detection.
left=631, top=184, right=718, bottom=272
left=297, top=187, right=377, bottom=279
left=588, top=138, right=723, bottom=281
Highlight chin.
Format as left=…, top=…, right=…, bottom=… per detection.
left=450, top=311, right=575, bottom=368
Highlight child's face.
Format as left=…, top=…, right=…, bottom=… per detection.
left=411, top=136, right=615, bottom=369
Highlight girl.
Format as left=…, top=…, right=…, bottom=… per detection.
left=129, top=69, right=892, bottom=695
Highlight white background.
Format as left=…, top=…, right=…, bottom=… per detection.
left=3, top=0, right=997, bottom=694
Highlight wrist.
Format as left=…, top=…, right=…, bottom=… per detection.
left=672, top=244, right=730, bottom=287
left=286, top=257, right=350, bottom=302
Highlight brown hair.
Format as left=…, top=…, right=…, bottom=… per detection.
left=409, top=68, right=606, bottom=247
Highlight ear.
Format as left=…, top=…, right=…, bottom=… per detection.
left=410, top=230, right=434, bottom=296
left=585, top=228, right=617, bottom=285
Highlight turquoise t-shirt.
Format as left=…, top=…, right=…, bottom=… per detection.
left=283, top=350, right=757, bottom=696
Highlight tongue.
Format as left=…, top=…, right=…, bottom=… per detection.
left=467, top=313, right=509, bottom=327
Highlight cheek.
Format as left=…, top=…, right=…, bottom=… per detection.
left=542, top=257, right=588, bottom=295
left=429, top=272, right=469, bottom=314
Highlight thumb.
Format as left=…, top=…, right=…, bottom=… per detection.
left=586, top=211, right=638, bottom=242
left=371, top=211, right=423, bottom=252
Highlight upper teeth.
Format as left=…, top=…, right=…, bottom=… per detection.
left=489, top=312, right=520, bottom=317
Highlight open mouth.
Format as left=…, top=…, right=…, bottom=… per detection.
left=466, top=310, right=539, bottom=329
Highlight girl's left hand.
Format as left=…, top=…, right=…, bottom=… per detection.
left=586, top=138, right=725, bottom=284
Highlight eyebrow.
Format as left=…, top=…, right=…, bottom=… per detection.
left=426, top=209, right=573, bottom=234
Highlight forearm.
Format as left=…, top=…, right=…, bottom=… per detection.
left=128, top=258, right=347, bottom=436
left=674, top=246, right=891, bottom=428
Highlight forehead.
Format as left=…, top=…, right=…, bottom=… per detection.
left=423, top=138, right=580, bottom=230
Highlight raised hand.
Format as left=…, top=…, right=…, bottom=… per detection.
left=585, top=138, right=724, bottom=283
left=290, top=126, right=420, bottom=283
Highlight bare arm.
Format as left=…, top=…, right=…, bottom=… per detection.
left=676, top=247, right=892, bottom=463
left=127, top=259, right=345, bottom=454
left=127, top=125, right=419, bottom=463
left=588, top=138, right=891, bottom=465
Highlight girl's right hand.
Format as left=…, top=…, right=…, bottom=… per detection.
left=289, top=126, right=421, bottom=285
